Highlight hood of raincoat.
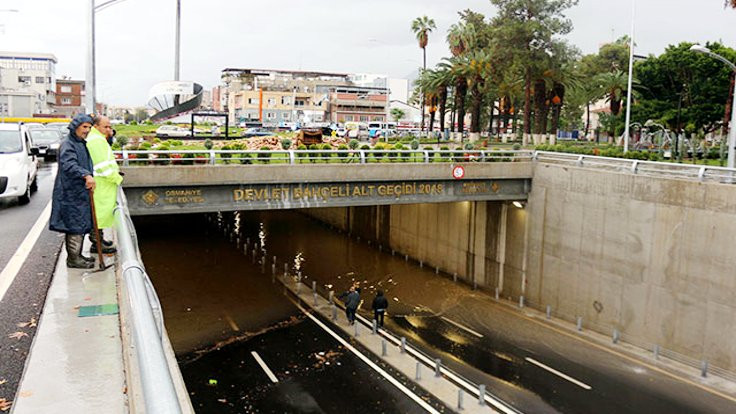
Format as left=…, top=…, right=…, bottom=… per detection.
left=67, top=114, right=94, bottom=139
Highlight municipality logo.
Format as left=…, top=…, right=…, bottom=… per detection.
left=142, top=190, right=159, bottom=206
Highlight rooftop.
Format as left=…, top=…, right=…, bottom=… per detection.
left=0, top=51, right=58, bottom=63
left=222, top=67, right=349, bottom=78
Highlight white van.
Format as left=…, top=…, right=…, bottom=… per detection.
left=0, top=123, right=39, bottom=204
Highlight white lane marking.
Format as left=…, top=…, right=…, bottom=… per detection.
left=251, top=351, right=279, bottom=383
left=440, top=316, right=484, bottom=338
left=525, top=357, right=592, bottom=390
left=296, top=303, right=440, bottom=414
left=0, top=200, right=52, bottom=303
left=353, top=312, right=519, bottom=414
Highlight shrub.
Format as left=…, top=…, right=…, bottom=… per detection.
left=440, top=145, right=451, bottom=162
left=204, top=138, right=214, bottom=150
left=410, top=139, right=420, bottom=150
left=115, top=135, right=129, bottom=148
left=360, top=144, right=370, bottom=150
left=258, top=146, right=271, bottom=164
left=111, top=142, right=121, bottom=151
left=512, top=143, right=522, bottom=151
left=373, top=143, right=387, bottom=161
left=320, top=143, right=332, bottom=162
left=130, top=120, right=138, bottom=126
left=153, top=138, right=161, bottom=144
left=349, top=139, right=360, bottom=150
left=464, top=142, right=474, bottom=151
left=388, top=143, right=402, bottom=162
left=338, top=144, right=349, bottom=162
left=220, top=144, right=233, bottom=163
left=237, top=152, right=252, bottom=164
left=139, top=141, right=152, bottom=150
left=281, top=138, right=292, bottom=150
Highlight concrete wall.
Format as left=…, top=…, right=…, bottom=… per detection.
left=526, top=163, right=736, bottom=370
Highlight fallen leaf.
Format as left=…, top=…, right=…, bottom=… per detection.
left=16, top=322, right=29, bottom=328
left=8, top=332, right=28, bottom=340
left=0, top=379, right=6, bottom=385
left=0, top=398, right=10, bottom=411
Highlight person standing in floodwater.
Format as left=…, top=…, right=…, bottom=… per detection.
left=371, top=290, right=389, bottom=327
left=339, top=286, right=361, bottom=325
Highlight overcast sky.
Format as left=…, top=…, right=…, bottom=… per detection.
left=1, top=0, right=734, bottom=107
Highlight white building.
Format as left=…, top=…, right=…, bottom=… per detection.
left=349, top=73, right=409, bottom=104
left=0, top=51, right=57, bottom=116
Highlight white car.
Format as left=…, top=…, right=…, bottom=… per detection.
left=0, top=123, right=39, bottom=204
left=155, top=125, right=191, bottom=138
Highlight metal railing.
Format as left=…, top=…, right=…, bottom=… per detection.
left=114, top=149, right=534, bottom=166
left=534, top=151, right=736, bottom=183
left=114, top=187, right=183, bottom=414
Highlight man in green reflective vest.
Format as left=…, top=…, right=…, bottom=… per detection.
left=87, top=115, right=123, bottom=253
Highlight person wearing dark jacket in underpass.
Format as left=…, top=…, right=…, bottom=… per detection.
left=339, top=286, right=361, bottom=325
left=372, top=290, right=389, bottom=327
left=49, top=114, right=96, bottom=269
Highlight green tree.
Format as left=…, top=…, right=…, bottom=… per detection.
left=632, top=42, right=736, bottom=135
left=411, top=15, right=437, bottom=133
left=489, top=0, right=579, bottom=142
left=390, top=108, right=406, bottom=123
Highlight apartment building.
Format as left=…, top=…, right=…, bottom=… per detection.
left=54, top=79, right=85, bottom=117
left=221, top=68, right=351, bottom=125
left=0, top=51, right=58, bottom=116
left=329, top=86, right=388, bottom=124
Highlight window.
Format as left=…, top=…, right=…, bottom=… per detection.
left=345, top=115, right=353, bottom=122
left=35, top=77, right=45, bottom=84
left=267, top=98, right=275, bottom=105
left=281, top=97, right=291, bottom=105
left=61, top=97, right=72, bottom=105
left=60, top=85, right=72, bottom=93
left=282, top=112, right=290, bottom=120
left=295, top=100, right=305, bottom=106
left=18, top=76, right=31, bottom=84
left=359, top=116, right=369, bottom=122
left=247, top=98, right=259, bottom=105
left=266, top=112, right=275, bottom=119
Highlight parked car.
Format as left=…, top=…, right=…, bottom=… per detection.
left=30, top=128, right=63, bottom=161
left=24, top=123, right=45, bottom=130
left=45, top=122, right=69, bottom=135
left=0, top=123, right=39, bottom=204
left=241, top=127, right=272, bottom=138
left=155, top=125, right=191, bottom=138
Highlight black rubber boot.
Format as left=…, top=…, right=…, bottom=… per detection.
left=66, top=234, right=94, bottom=269
left=89, top=231, right=116, bottom=254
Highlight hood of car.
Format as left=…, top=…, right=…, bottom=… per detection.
left=0, top=152, right=26, bottom=172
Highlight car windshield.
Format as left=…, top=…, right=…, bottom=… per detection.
left=0, top=130, right=22, bottom=153
left=32, top=130, right=60, bottom=144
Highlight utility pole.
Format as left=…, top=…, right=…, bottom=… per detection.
left=623, top=0, right=635, bottom=153
left=86, top=0, right=96, bottom=114
left=174, top=0, right=180, bottom=81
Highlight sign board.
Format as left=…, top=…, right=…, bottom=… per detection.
left=452, top=165, right=465, bottom=180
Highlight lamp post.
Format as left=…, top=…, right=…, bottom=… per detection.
left=622, top=0, right=635, bottom=153
left=690, top=44, right=736, bottom=169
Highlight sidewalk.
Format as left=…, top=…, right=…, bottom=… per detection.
left=11, top=247, right=126, bottom=413
left=282, top=276, right=511, bottom=414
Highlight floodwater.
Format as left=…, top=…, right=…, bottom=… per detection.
left=133, top=210, right=458, bottom=413
left=134, top=209, right=728, bottom=414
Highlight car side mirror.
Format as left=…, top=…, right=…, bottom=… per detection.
left=30, top=147, right=40, bottom=156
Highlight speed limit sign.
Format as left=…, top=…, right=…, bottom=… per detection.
left=452, top=165, right=465, bottom=179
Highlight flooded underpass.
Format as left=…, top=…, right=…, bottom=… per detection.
left=133, top=207, right=729, bottom=414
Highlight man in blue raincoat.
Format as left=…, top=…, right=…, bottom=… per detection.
left=49, top=114, right=96, bottom=269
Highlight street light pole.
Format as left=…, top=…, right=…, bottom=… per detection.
left=174, top=0, right=180, bottom=81
left=86, top=0, right=96, bottom=114
left=690, top=44, right=736, bottom=169
left=623, top=0, right=635, bottom=153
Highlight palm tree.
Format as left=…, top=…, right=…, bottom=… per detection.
left=445, top=23, right=475, bottom=137
left=411, top=16, right=437, bottom=134
left=460, top=50, right=493, bottom=138
left=594, top=70, right=628, bottom=116
left=430, top=64, right=453, bottom=133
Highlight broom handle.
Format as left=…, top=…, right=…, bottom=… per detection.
left=88, top=188, right=105, bottom=270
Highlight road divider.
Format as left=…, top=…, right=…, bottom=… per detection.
left=251, top=351, right=278, bottom=383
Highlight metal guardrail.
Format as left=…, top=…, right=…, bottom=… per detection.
left=114, top=187, right=183, bottom=414
left=534, top=151, right=736, bottom=183
left=114, top=149, right=534, bottom=166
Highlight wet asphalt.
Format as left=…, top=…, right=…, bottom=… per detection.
left=0, top=161, right=63, bottom=408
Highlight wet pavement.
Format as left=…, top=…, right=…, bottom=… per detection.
left=0, top=161, right=63, bottom=409
left=136, top=209, right=736, bottom=414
